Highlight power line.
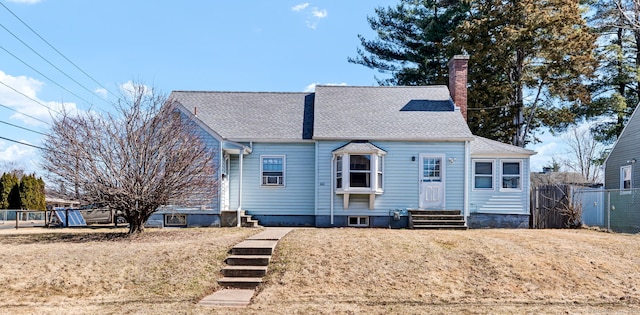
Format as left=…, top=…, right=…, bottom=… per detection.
left=0, top=80, right=61, bottom=115
left=0, top=135, right=45, bottom=151
left=0, top=21, right=111, bottom=105
left=0, top=103, right=49, bottom=125
left=0, top=43, right=96, bottom=107
left=0, top=1, right=120, bottom=100
left=0, top=119, right=47, bottom=135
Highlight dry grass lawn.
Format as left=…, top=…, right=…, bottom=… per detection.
left=1, top=227, right=640, bottom=314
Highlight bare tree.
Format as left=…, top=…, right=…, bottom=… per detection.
left=42, top=83, right=217, bottom=233
left=617, top=0, right=640, bottom=30
left=560, top=125, right=605, bottom=184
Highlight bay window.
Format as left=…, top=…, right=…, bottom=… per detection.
left=332, top=142, right=387, bottom=209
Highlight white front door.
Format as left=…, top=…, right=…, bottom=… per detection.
left=419, top=154, right=445, bottom=209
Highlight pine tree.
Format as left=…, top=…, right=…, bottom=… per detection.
left=584, top=0, right=640, bottom=144
left=351, top=0, right=598, bottom=146
left=0, top=173, right=20, bottom=209
left=19, top=174, right=46, bottom=211
left=349, top=0, right=469, bottom=85
left=454, top=0, right=598, bottom=146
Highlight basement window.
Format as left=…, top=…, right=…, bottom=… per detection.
left=348, top=216, right=369, bottom=227
left=164, top=214, right=187, bottom=227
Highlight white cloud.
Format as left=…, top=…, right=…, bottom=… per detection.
left=303, top=82, right=347, bottom=92
left=120, top=80, right=152, bottom=98
left=291, top=3, right=309, bottom=12
left=312, top=8, right=328, bottom=18
left=0, top=141, right=37, bottom=169
left=6, top=0, right=42, bottom=4
left=291, top=3, right=328, bottom=29
left=529, top=141, right=559, bottom=173
left=94, top=87, right=108, bottom=98
left=0, top=71, right=77, bottom=126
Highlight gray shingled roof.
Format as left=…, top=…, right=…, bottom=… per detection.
left=313, top=85, right=473, bottom=140
left=169, top=91, right=313, bottom=141
left=470, top=136, right=536, bottom=156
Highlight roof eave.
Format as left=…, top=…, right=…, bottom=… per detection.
left=312, top=136, right=475, bottom=142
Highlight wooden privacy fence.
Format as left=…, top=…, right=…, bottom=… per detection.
left=530, top=185, right=570, bottom=228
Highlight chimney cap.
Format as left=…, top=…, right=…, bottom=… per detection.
left=448, top=55, right=470, bottom=65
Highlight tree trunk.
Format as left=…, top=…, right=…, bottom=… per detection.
left=128, top=216, right=145, bottom=234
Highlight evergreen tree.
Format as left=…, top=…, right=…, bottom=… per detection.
left=455, top=0, right=598, bottom=146
left=584, top=0, right=640, bottom=144
left=351, top=0, right=598, bottom=146
left=0, top=173, right=20, bottom=209
left=349, top=0, right=469, bottom=85
left=19, top=174, right=46, bottom=210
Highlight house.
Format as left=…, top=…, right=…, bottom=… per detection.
left=160, top=56, right=535, bottom=229
left=604, top=105, right=640, bottom=191
left=602, top=104, right=640, bottom=232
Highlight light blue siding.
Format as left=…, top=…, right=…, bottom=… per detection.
left=469, top=158, right=531, bottom=214
left=185, top=114, right=221, bottom=212
left=316, top=141, right=466, bottom=217
left=228, top=142, right=315, bottom=215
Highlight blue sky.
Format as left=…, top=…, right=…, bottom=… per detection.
left=0, top=0, right=565, bottom=175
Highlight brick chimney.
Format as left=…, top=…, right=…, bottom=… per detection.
left=448, top=55, right=469, bottom=120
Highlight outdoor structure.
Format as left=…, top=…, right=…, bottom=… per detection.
left=604, top=105, right=640, bottom=192
left=163, top=56, right=536, bottom=229
left=601, top=105, right=640, bottom=232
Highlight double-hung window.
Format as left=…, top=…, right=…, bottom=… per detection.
left=350, top=154, right=371, bottom=188
left=261, top=155, right=285, bottom=186
left=501, top=161, right=521, bottom=190
left=621, top=165, right=632, bottom=190
left=474, top=160, right=494, bottom=190
left=336, top=155, right=343, bottom=189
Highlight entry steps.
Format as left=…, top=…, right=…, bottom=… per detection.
left=408, top=210, right=467, bottom=230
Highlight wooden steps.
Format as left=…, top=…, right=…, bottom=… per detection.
left=409, top=210, right=467, bottom=230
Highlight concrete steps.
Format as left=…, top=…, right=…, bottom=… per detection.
left=202, top=228, right=294, bottom=307
left=222, top=265, right=268, bottom=277
left=240, top=210, right=261, bottom=228
left=217, top=239, right=278, bottom=289
left=409, top=210, right=468, bottom=230
left=217, top=277, right=263, bottom=290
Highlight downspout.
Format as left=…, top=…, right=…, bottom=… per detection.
left=464, top=140, right=470, bottom=222
left=330, top=154, right=335, bottom=225
left=237, top=147, right=244, bottom=227
left=314, top=141, right=319, bottom=222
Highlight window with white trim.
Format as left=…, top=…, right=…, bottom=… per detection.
left=501, top=161, right=521, bottom=189
left=333, top=144, right=386, bottom=193
left=348, top=216, right=369, bottom=227
left=336, top=155, right=343, bottom=189
left=261, top=155, right=285, bottom=186
left=621, top=165, right=632, bottom=190
left=474, top=160, right=494, bottom=190
left=377, top=157, right=383, bottom=190
left=350, top=154, right=371, bottom=188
